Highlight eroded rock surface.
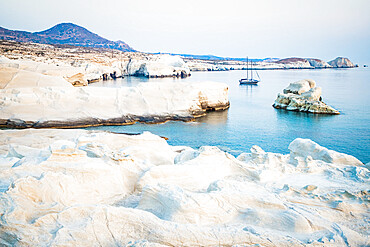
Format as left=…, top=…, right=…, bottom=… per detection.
left=0, top=81, right=229, bottom=128
left=127, top=54, right=190, bottom=78
left=0, top=129, right=368, bottom=246
left=273, top=79, right=340, bottom=114
left=0, top=65, right=73, bottom=89
left=0, top=41, right=191, bottom=83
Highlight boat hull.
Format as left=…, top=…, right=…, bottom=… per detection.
left=239, top=78, right=259, bottom=85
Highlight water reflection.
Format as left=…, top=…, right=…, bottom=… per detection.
left=196, top=109, right=229, bottom=125
left=124, top=76, right=148, bottom=86
left=239, top=84, right=258, bottom=97
left=90, top=76, right=193, bottom=88
left=274, top=108, right=337, bottom=123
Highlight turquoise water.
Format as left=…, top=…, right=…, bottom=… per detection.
left=88, top=68, right=370, bottom=163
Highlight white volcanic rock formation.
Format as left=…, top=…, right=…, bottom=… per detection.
left=0, top=81, right=229, bottom=128
left=306, top=58, right=332, bottom=68
left=0, top=52, right=192, bottom=86
left=273, top=79, right=340, bottom=114
left=127, top=54, right=191, bottom=78
left=0, top=55, right=117, bottom=85
left=0, top=54, right=227, bottom=128
left=0, top=129, right=368, bottom=246
left=185, top=57, right=346, bottom=72
left=328, top=57, right=355, bottom=68
left=0, top=66, right=73, bottom=89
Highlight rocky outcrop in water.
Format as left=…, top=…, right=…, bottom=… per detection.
left=0, top=129, right=367, bottom=246
left=328, top=57, right=355, bottom=68
left=127, top=54, right=190, bottom=78
left=273, top=79, right=340, bottom=114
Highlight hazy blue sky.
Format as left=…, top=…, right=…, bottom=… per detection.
left=1, top=0, right=369, bottom=64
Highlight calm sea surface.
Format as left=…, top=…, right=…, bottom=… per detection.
left=88, top=68, right=370, bottom=163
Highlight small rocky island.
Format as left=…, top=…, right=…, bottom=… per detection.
left=273, top=79, right=340, bottom=114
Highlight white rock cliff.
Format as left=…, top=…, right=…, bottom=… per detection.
left=127, top=54, right=191, bottom=78
left=0, top=81, right=229, bottom=128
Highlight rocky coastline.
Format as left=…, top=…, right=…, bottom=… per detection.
left=0, top=40, right=191, bottom=86
left=186, top=56, right=356, bottom=72
left=0, top=40, right=229, bottom=129
left=0, top=81, right=229, bottom=128
left=0, top=22, right=367, bottom=247
left=0, top=129, right=367, bottom=246
left=0, top=41, right=357, bottom=84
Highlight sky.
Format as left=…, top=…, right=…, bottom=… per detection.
left=0, top=0, right=369, bottom=64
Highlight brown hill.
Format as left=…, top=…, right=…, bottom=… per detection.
left=0, top=23, right=135, bottom=52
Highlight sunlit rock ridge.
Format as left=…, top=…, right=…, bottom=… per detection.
left=0, top=129, right=368, bottom=246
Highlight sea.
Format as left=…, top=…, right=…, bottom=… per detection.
left=88, top=68, right=370, bottom=163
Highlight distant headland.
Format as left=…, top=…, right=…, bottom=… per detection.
left=0, top=23, right=356, bottom=71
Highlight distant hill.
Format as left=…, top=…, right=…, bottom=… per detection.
left=328, top=57, right=355, bottom=68
left=0, top=23, right=135, bottom=52
left=155, top=52, right=279, bottom=62
left=275, top=57, right=308, bottom=64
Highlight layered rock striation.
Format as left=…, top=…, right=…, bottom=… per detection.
left=0, top=129, right=367, bottom=246
left=273, top=79, right=340, bottom=114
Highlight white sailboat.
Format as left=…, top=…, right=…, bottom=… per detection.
left=239, top=57, right=260, bottom=85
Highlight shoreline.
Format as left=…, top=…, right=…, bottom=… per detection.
left=0, top=104, right=230, bottom=129
left=190, top=66, right=357, bottom=71
left=0, top=40, right=357, bottom=85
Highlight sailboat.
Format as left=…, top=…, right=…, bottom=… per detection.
left=239, top=57, right=260, bottom=85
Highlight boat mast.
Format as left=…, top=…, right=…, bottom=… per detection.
left=247, top=57, right=249, bottom=79
left=251, top=59, right=253, bottom=80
